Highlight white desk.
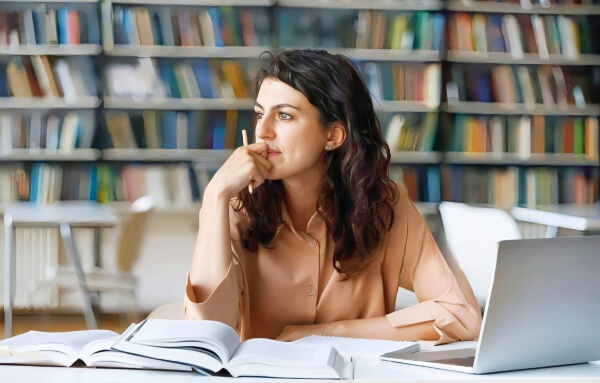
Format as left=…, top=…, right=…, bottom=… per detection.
left=1, top=360, right=599, bottom=382
left=511, top=204, right=600, bottom=238
left=3, top=203, right=119, bottom=338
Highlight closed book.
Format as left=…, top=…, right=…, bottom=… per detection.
left=45, top=10, right=59, bottom=45
left=198, top=10, right=216, bottom=47
left=68, top=10, right=80, bottom=44
left=22, top=10, right=37, bottom=45
left=58, top=112, right=79, bottom=151
left=124, top=8, right=140, bottom=45
left=57, top=8, right=70, bottom=44
left=134, top=8, right=154, bottom=46
left=207, top=8, right=224, bottom=47
left=157, top=8, right=174, bottom=46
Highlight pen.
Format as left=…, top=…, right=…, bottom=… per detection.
left=242, top=129, right=253, bottom=194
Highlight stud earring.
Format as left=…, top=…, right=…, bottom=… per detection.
left=325, top=145, right=333, bottom=151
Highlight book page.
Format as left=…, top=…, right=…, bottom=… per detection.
left=227, top=339, right=342, bottom=379
left=128, top=319, right=240, bottom=364
left=294, top=335, right=419, bottom=361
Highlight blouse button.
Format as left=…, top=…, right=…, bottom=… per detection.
left=306, top=285, right=317, bottom=296
left=308, top=239, right=317, bottom=248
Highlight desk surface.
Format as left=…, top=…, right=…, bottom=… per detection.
left=511, top=204, right=600, bottom=231
left=3, top=202, right=119, bottom=228
left=1, top=360, right=599, bottom=383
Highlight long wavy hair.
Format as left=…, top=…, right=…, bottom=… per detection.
left=234, top=49, right=399, bottom=277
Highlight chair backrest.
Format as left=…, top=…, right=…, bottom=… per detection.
left=439, top=202, right=522, bottom=311
left=116, top=197, right=155, bottom=272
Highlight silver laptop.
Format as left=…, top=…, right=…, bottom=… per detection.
left=381, top=235, right=600, bottom=374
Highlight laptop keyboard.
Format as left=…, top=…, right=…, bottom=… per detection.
left=430, top=356, right=475, bottom=368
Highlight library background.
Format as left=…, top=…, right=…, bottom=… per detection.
left=0, top=0, right=599, bottom=335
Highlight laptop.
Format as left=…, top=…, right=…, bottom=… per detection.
left=381, top=235, right=600, bottom=374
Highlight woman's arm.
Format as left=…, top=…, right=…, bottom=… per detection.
left=185, top=143, right=271, bottom=328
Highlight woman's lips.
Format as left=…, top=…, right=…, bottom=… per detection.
left=267, top=150, right=281, bottom=159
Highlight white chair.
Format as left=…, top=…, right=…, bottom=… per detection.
left=439, top=202, right=522, bottom=312
left=41, top=197, right=155, bottom=323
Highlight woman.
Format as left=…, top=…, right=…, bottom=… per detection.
left=185, top=50, right=482, bottom=344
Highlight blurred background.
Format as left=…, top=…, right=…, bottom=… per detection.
left=1, top=0, right=599, bottom=338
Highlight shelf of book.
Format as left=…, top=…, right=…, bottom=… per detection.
left=444, top=152, right=600, bottom=167
left=0, top=97, right=101, bottom=110
left=445, top=51, right=600, bottom=66
left=445, top=1, right=600, bottom=15
left=102, top=149, right=233, bottom=163
left=0, top=149, right=101, bottom=162
left=277, top=0, right=443, bottom=11
left=104, top=46, right=272, bottom=59
left=103, top=97, right=255, bottom=110
left=106, top=201, right=202, bottom=214
left=0, top=45, right=103, bottom=57
left=323, top=49, right=440, bottom=62
left=442, top=102, right=600, bottom=116
left=376, top=101, right=438, bottom=113
left=390, top=151, right=442, bottom=165
left=108, top=0, right=276, bottom=5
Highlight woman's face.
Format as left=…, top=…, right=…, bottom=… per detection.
left=254, top=78, right=330, bottom=182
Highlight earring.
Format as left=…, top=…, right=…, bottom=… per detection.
left=325, top=145, right=333, bottom=151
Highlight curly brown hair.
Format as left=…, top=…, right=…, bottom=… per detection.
left=234, top=49, right=399, bottom=277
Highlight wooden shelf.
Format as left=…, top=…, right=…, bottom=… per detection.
left=446, top=51, right=600, bottom=66
left=109, top=0, right=275, bottom=5
left=442, top=102, right=600, bottom=116
left=324, top=48, right=440, bottom=62
left=444, top=152, right=599, bottom=167
left=102, top=149, right=232, bottom=163
left=103, top=97, right=254, bottom=110
left=105, top=45, right=271, bottom=59
left=0, top=97, right=101, bottom=110
left=390, top=151, right=443, bottom=164
left=446, top=0, right=600, bottom=15
left=376, top=101, right=438, bottom=113
left=0, top=45, right=102, bottom=56
left=278, top=0, right=443, bottom=11
left=0, top=149, right=101, bottom=162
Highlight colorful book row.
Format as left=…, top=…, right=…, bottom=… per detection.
left=0, top=7, right=99, bottom=46
left=112, top=6, right=270, bottom=47
left=0, top=56, right=96, bottom=99
left=279, top=10, right=444, bottom=51
left=0, top=111, right=95, bottom=151
left=105, top=58, right=252, bottom=100
left=447, top=115, right=599, bottom=158
left=103, top=110, right=254, bottom=150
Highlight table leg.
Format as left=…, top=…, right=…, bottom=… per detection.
left=59, top=223, right=98, bottom=330
left=545, top=226, right=559, bottom=238
left=93, top=227, right=101, bottom=268
left=4, top=216, right=15, bottom=339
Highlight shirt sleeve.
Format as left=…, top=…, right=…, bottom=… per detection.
left=385, top=188, right=483, bottom=345
left=183, top=202, right=247, bottom=333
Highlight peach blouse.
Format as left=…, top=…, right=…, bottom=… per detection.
left=184, top=186, right=482, bottom=344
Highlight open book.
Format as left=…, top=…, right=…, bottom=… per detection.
left=0, top=325, right=189, bottom=371
left=112, top=319, right=345, bottom=379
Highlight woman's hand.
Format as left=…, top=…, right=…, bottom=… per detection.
left=207, top=142, right=272, bottom=200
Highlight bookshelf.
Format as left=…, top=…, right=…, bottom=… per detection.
left=442, top=0, right=600, bottom=208
left=1, top=0, right=599, bottom=211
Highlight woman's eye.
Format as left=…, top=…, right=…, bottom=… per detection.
left=255, top=112, right=263, bottom=119
left=279, top=112, right=292, bottom=120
